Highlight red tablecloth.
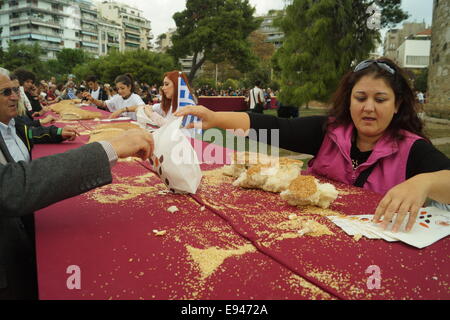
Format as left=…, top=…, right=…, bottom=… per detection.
left=33, top=113, right=449, bottom=300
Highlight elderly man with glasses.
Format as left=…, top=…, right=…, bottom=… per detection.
left=0, top=73, right=155, bottom=299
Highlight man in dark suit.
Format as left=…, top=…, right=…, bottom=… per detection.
left=0, top=74, right=154, bottom=299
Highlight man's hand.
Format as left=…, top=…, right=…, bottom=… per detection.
left=82, top=92, right=93, bottom=102
left=39, top=115, right=57, bottom=125
left=107, top=129, right=154, bottom=161
left=61, top=126, right=80, bottom=141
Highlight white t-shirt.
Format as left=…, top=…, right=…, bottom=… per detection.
left=151, top=103, right=176, bottom=119
left=91, top=87, right=101, bottom=101
left=105, top=93, right=144, bottom=121
left=249, top=86, right=265, bottom=109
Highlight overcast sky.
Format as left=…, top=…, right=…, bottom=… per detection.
left=107, top=0, right=433, bottom=44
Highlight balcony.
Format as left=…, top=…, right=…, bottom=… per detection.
left=124, top=41, right=140, bottom=48
left=10, top=33, right=62, bottom=43
left=81, top=16, right=98, bottom=25
left=81, top=41, right=99, bottom=48
left=10, top=17, right=62, bottom=27
left=6, top=5, right=68, bottom=17
left=40, top=42, right=61, bottom=51
left=10, top=29, right=62, bottom=38
left=124, top=36, right=140, bottom=44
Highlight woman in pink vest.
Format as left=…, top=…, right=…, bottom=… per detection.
left=174, top=58, right=450, bottom=233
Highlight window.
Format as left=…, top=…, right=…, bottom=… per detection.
left=406, top=55, right=429, bottom=65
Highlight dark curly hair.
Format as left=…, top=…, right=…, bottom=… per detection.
left=13, top=68, right=36, bottom=86
left=328, top=57, right=427, bottom=141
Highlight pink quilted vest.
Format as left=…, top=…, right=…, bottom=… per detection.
left=307, top=123, right=423, bottom=195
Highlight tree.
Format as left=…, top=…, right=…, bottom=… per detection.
left=0, top=41, right=48, bottom=78
left=72, top=49, right=177, bottom=85
left=46, top=49, right=91, bottom=80
left=248, top=31, right=276, bottom=63
left=195, top=31, right=276, bottom=89
left=170, top=0, right=261, bottom=82
left=414, top=68, right=428, bottom=93
left=274, top=0, right=408, bottom=107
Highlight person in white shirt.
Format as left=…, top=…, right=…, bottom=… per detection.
left=111, top=70, right=195, bottom=128
left=86, top=75, right=108, bottom=105
left=83, top=73, right=144, bottom=120
left=249, top=80, right=265, bottom=113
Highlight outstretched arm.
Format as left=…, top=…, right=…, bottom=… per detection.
left=0, top=129, right=154, bottom=216
left=174, top=105, right=250, bottom=131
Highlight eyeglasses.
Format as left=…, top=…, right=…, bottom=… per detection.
left=354, top=60, right=396, bottom=75
left=0, top=87, right=20, bottom=96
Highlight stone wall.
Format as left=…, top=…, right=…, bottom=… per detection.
left=427, top=0, right=450, bottom=114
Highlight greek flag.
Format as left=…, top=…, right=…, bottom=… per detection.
left=178, top=74, right=202, bottom=136
left=67, top=89, right=76, bottom=100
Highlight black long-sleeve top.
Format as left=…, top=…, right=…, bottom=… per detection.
left=248, top=113, right=450, bottom=179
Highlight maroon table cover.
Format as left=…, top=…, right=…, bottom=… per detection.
left=33, top=113, right=449, bottom=300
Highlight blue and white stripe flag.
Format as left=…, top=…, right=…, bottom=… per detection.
left=178, top=73, right=202, bottom=136
left=67, top=89, right=76, bottom=100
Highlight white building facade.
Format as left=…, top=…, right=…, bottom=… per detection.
left=0, top=0, right=151, bottom=59
left=96, top=1, right=152, bottom=51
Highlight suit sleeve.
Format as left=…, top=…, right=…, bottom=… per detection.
left=0, top=142, right=112, bottom=217
left=30, top=125, right=64, bottom=144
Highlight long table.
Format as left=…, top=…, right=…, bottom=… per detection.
left=32, top=107, right=449, bottom=300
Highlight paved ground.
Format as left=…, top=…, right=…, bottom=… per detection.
left=426, top=116, right=450, bottom=146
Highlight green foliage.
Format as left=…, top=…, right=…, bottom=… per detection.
left=246, top=67, right=271, bottom=88
left=193, top=76, right=216, bottom=89
left=170, top=0, right=261, bottom=81
left=72, top=49, right=177, bottom=85
left=274, top=0, right=409, bottom=107
left=223, top=78, right=239, bottom=90
left=269, top=79, right=281, bottom=91
left=0, top=41, right=48, bottom=78
left=414, top=68, right=428, bottom=93
left=46, top=49, right=91, bottom=81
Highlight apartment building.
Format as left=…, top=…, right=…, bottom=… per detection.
left=383, top=22, right=427, bottom=62
left=396, top=29, right=431, bottom=69
left=0, top=0, right=151, bottom=59
left=258, top=10, right=284, bottom=49
left=96, top=0, right=152, bottom=51
left=0, top=0, right=73, bottom=59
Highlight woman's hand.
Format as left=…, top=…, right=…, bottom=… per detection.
left=143, top=105, right=153, bottom=118
left=109, top=109, right=124, bottom=119
left=174, top=105, right=216, bottom=129
left=373, top=175, right=431, bottom=232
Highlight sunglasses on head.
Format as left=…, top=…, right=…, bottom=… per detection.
left=354, top=59, right=396, bottom=75
left=0, top=87, right=20, bottom=96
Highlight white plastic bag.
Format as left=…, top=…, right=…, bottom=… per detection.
left=150, top=117, right=202, bottom=194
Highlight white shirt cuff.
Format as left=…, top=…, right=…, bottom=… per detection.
left=98, top=141, right=118, bottom=167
